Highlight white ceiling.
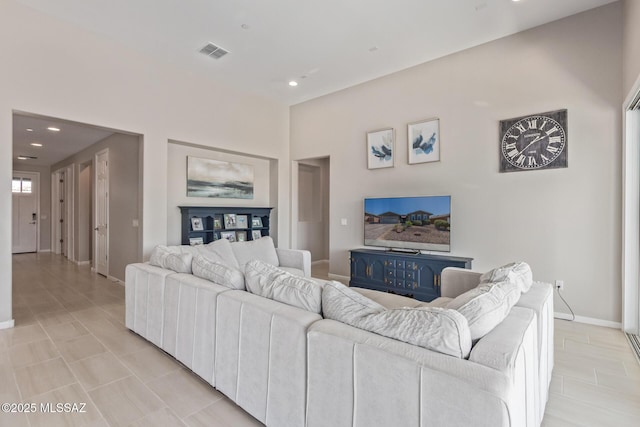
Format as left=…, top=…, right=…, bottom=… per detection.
left=13, top=114, right=114, bottom=167
left=14, top=0, right=616, bottom=106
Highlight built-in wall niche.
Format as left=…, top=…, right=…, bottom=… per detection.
left=167, top=140, right=280, bottom=245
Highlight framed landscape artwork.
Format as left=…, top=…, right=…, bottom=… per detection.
left=187, top=156, right=254, bottom=199
left=367, top=128, right=394, bottom=169
left=408, top=118, right=440, bottom=164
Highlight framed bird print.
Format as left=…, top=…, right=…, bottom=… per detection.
left=367, top=128, right=394, bottom=169
left=408, top=118, right=440, bottom=164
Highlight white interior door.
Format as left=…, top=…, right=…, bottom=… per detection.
left=95, top=149, right=109, bottom=276
left=12, top=172, right=39, bottom=253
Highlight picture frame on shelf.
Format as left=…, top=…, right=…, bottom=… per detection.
left=189, top=237, right=204, bottom=246
left=367, top=128, right=394, bottom=170
left=223, top=214, right=237, bottom=229
left=214, top=218, right=222, bottom=229
left=220, top=231, right=237, bottom=242
left=251, top=230, right=262, bottom=240
left=236, top=231, right=247, bottom=242
left=252, top=217, right=263, bottom=228
left=191, top=217, right=204, bottom=231
left=408, top=118, right=440, bottom=164
left=236, top=215, right=248, bottom=229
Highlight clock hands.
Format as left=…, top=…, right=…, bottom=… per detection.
left=516, top=134, right=546, bottom=156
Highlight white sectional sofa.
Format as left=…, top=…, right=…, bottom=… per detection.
left=125, top=240, right=553, bottom=427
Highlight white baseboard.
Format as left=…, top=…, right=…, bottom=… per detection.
left=75, top=260, right=90, bottom=266
left=554, top=312, right=622, bottom=329
left=0, top=319, right=15, bottom=330
left=328, top=273, right=350, bottom=283
left=38, top=249, right=51, bottom=253
left=311, top=259, right=329, bottom=265
left=107, top=275, right=124, bottom=286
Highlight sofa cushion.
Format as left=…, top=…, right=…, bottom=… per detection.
left=323, top=281, right=471, bottom=358
left=192, top=254, right=245, bottom=290
left=352, top=287, right=428, bottom=309
left=232, top=236, right=280, bottom=270
left=480, top=261, right=533, bottom=293
left=199, top=239, right=240, bottom=269
left=244, top=260, right=324, bottom=313
left=278, top=266, right=305, bottom=277
left=149, top=245, right=193, bottom=273
left=447, top=280, right=521, bottom=341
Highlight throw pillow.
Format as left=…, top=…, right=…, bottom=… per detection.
left=480, top=261, right=533, bottom=293
left=232, top=236, right=280, bottom=270
left=322, top=281, right=472, bottom=358
left=447, top=280, right=521, bottom=341
left=192, top=254, right=245, bottom=290
left=149, top=245, right=193, bottom=273
left=244, top=260, right=324, bottom=313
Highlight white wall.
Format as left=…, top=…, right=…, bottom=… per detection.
left=291, top=4, right=623, bottom=322
left=0, top=0, right=289, bottom=325
left=623, top=0, right=640, bottom=95
left=166, top=141, right=272, bottom=245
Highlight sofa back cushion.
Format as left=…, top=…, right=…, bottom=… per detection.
left=480, top=261, right=533, bottom=293
left=244, top=260, right=324, bottom=313
left=199, top=239, right=240, bottom=269
left=447, top=280, right=521, bottom=341
left=192, top=254, right=245, bottom=290
left=149, top=245, right=193, bottom=273
left=232, top=236, right=280, bottom=270
left=323, top=282, right=472, bottom=358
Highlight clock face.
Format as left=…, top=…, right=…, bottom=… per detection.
left=499, top=110, right=567, bottom=172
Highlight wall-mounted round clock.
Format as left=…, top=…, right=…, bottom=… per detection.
left=499, top=109, right=567, bottom=172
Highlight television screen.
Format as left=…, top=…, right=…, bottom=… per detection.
left=364, top=195, right=451, bottom=252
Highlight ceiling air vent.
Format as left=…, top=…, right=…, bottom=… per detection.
left=199, top=42, right=229, bottom=59
left=17, top=155, right=38, bottom=160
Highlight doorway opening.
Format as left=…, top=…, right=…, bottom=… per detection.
left=622, top=82, right=640, bottom=335
left=293, top=157, right=330, bottom=277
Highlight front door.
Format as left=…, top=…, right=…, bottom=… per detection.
left=12, top=171, right=38, bottom=253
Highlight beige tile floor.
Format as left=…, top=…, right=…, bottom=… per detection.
left=2, top=254, right=639, bottom=426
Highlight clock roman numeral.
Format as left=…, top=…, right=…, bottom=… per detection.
left=505, top=142, right=517, bottom=150
left=515, top=123, right=527, bottom=134
left=527, top=119, right=537, bottom=129
left=545, top=126, right=559, bottom=136
left=549, top=136, right=562, bottom=144
left=516, top=155, right=526, bottom=166
left=528, top=156, right=537, bottom=167
left=507, top=149, right=520, bottom=158
left=539, top=120, right=548, bottom=130
left=507, top=133, right=519, bottom=140
left=547, top=145, right=559, bottom=154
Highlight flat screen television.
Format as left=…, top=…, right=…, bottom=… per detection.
left=364, top=195, right=451, bottom=252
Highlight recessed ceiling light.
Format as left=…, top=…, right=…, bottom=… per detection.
left=26, top=128, right=33, bottom=132
left=18, top=155, right=37, bottom=160
left=17, top=156, right=28, bottom=160
left=289, top=81, right=298, bottom=87
left=47, top=127, right=60, bottom=132
left=241, top=23, right=250, bottom=30
left=30, top=142, right=42, bottom=147
left=369, top=46, right=379, bottom=52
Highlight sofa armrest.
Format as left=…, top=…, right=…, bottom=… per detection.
left=276, top=248, right=311, bottom=277
left=440, top=267, right=482, bottom=298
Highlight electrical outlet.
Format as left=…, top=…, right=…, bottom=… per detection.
left=555, top=280, right=564, bottom=290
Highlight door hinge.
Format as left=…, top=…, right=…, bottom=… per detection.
left=59, top=219, right=63, bottom=223
left=60, top=239, right=63, bottom=243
